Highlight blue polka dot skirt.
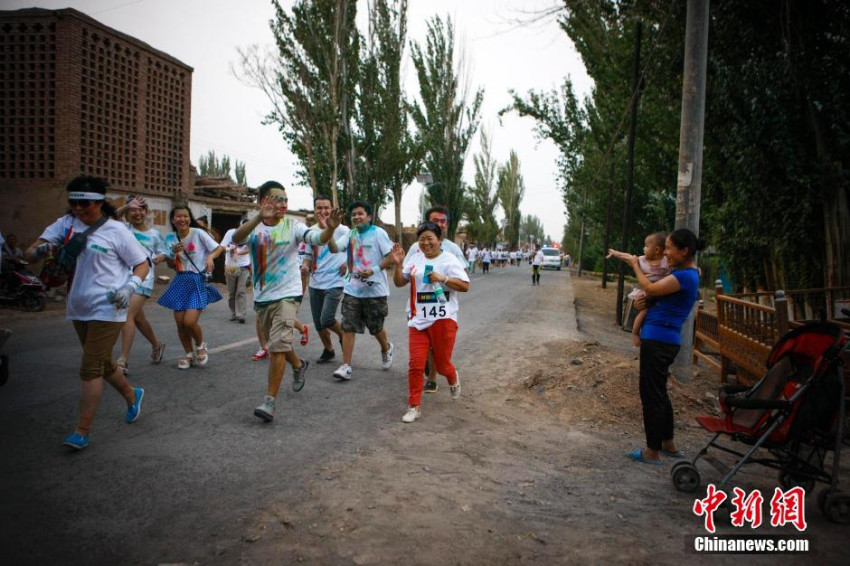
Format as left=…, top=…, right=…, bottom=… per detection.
left=157, top=271, right=222, bottom=311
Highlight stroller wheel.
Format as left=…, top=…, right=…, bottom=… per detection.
left=779, top=470, right=815, bottom=493
left=670, top=459, right=691, bottom=474
left=822, top=492, right=850, bottom=525
left=672, top=463, right=701, bottom=493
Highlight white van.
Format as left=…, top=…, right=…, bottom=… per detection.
left=541, top=247, right=562, bottom=270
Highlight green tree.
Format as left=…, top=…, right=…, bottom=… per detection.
left=234, top=160, right=247, bottom=186
left=520, top=214, right=545, bottom=247
left=235, top=0, right=359, bottom=206
left=198, top=150, right=234, bottom=178
left=464, top=127, right=500, bottom=246
left=410, top=15, right=483, bottom=239
left=497, top=150, right=525, bottom=248
left=506, top=0, right=849, bottom=291
left=355, top=0, right=420, bottom=232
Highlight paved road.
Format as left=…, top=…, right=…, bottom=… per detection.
left=0, top=263, right=573, bottom=564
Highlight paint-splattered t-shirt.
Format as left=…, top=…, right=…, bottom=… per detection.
left=335, top=224, right=394, bottom=298
left=248, top=217, right=322, bottom=303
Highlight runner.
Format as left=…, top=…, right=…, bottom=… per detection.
left=403, top=205, right=467, bottom=394
left=158, top=205, right=224, bottom=369
left=390, top=222, right=469, bottom=423
left=221, top=219, right=251, bottom=324
left=306, top=195, right=349, bottom=364
left=232, top=181, right=343, bottom=422
left=25, top=175, right=149, bottom=450
left=481, top=247, right=491, bottom=274
left=532, top=244, right=544, bottom=285
left=466, top=244, right=478, bottom=273
left=114, top=196, right=167, bottom=374
left=332, top=201, right=396, bottom=381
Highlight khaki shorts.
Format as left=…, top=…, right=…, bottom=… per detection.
left=256, top=299, right=299, bottom=353
left=72, top=320, right=124, bottom=381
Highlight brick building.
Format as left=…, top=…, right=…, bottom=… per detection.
left=0, top=7, right=193, bottom=243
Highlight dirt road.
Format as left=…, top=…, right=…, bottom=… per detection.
left=2, top=268, right=846, bottom=564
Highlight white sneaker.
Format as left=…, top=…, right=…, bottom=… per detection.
left=450, top=371, right=461, bottom=400
left=402, top=405, right=421, bottom=423
left=333, top=363, right=352, bottom=380
left=381, top=343, right=394, bottom=371
left=253, top=395, right=275, bottom=422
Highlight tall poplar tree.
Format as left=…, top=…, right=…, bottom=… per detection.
left=410, top=15, right=483, bottom=239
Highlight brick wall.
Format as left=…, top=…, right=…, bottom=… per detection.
left=0, top=8, right=193, bottom=243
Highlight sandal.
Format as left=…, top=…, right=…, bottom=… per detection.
left=177, top=352, right=195, bottom=370
left=625, top=448, right=662, bottom=466
left=195, top=342, right=209, bottom=366
left=116, top=357, right=128, bottom=376
left=151, top=341, right=166, bottom=364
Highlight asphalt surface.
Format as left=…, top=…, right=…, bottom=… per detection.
left=0, top=263, right=570, bottom=565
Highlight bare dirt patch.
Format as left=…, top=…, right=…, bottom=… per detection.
left=230, top=274, right=846, bottom=565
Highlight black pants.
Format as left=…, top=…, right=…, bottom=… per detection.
left=639, top=340, right=680, bottom=450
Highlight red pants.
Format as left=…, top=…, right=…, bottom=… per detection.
left=408, top=319, right=459, bottom=407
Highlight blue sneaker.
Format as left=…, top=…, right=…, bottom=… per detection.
left=125, top=387, right=144, bottom=424
left=63, top=432, right=90, bottom=451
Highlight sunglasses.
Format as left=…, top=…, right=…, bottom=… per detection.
left=68, top=199, right=97, bottom=208
left=273, top=195, right=288, bottom=203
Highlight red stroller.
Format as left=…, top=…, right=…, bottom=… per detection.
left=671, top=321, right=850, bottom=524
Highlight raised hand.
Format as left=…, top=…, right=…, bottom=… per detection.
left=389, top=242, right=405, bottom=265
left=327, top=208, right=345, bottom=229
left=259, top=196, right=277, bottom=221
left=128, top=196, right=147, bottom=209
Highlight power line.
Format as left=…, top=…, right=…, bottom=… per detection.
left=90, top=0, right=151, bottom=16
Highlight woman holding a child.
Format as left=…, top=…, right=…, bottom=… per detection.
left=609, top=228, right=704, bottom=466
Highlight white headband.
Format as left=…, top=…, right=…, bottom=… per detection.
left=68, top=191, right=106, bottom=201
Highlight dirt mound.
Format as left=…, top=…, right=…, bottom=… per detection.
left=514, top=276, right=725, bottom=434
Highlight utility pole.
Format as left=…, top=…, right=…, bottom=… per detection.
left=602, top=160, right=615, bottom=289
left=671, top=0, right=710, bottom=383
left=616, top=20, right=643, bottom=326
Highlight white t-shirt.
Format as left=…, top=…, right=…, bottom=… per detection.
left=335, top=224, right=394, bottom=298
left=404, top=238, right=468, bottom=270
left=39, top=216, right=148, bottom=322
left=164, top=228, right=221, bottom=274
left=126, top=224, right=167, bottom=292
left=309, top=224, right=350, bottom=290
left=482, top=250, right=492, bottom=262
left=402, top=251, right=470, bottom=330
left=533, top=250, right=544, bottom=266
left=247, top=217, right=323, bottom=302
left=466, top=247, right=478, bottom=261
left=221, top=228, right=251, bottom=268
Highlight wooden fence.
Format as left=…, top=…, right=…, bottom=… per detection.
left=694, top=283, right=850, bottom=384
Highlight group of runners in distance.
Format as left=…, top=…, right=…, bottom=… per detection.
left=27, top=176, right=529, bottom=450
left=465, top=246, right=532, bottom=274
